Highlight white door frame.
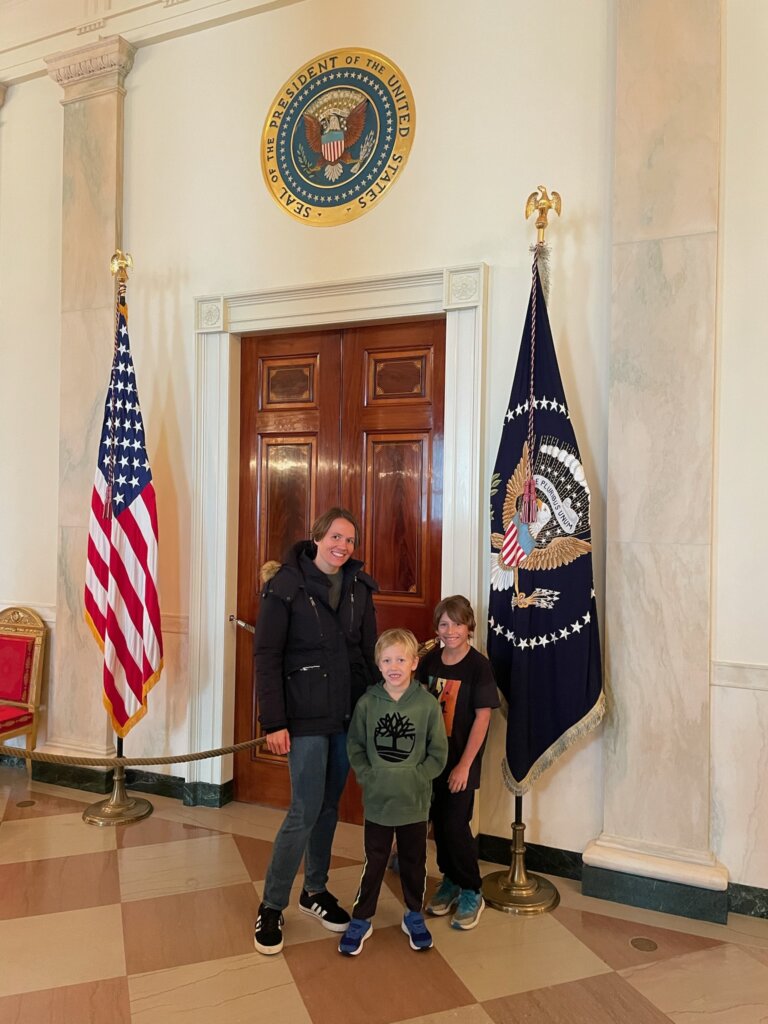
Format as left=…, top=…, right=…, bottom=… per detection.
left=187, top=263, right=488, bottom=787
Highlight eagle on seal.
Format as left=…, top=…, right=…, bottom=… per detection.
left=303, top=98, right=369, bottom=179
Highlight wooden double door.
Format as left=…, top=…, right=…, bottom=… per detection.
left=233, top=318, right=445, bottom=818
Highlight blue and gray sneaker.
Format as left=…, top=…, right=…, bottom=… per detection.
left=427, top=876, right=461, bottom=916
left=451, top=889, right=485, bottom=930
left=338, top=918, right=372, bottom=956
left=401, top=910, right=433, bottom=950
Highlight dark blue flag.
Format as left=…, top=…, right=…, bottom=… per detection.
left=487, top=253, right=603, bottom=794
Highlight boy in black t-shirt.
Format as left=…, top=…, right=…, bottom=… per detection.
left=416, top=595, right=499, bottom=930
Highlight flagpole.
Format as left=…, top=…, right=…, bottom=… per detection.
left=83, top=252, right=154, bottom=828
left=481, top=188, right=563, bottom=914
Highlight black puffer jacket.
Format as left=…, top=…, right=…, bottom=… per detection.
left=254, top=540, right=379, bottom=736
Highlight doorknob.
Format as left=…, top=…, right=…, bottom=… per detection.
left=229, top=615, right=255, bottom=634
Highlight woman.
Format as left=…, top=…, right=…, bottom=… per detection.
left=253, top=507, right=378, bottom=955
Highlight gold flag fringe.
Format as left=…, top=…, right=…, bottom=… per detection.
left=530, top=241, right=551, bottom=301
left=501, top=689, right=606, bottom=796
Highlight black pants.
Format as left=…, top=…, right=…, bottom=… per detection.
left=431, top=781, right=481, bottom=892
left=353, top=819, right=428, bottom=921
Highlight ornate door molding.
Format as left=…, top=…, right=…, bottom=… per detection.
left=188, top=264, right=488, bottom=788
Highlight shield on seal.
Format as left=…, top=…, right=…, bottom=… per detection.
left=321, top=129, right=345, bottom=164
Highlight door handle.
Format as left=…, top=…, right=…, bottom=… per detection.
left=229, top=615, right=255, bottom=634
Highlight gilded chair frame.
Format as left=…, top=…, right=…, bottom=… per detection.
left=0, top=606, right=46, bottom=753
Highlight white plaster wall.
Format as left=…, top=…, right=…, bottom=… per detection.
left=711, top=0, right=768, bottom=888
left=0, top=74, right=62, bottom=608
left=120, top=0, right=612, bottom=842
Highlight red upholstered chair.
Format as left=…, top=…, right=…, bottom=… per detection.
left=0, top=607, right=46, bottom=760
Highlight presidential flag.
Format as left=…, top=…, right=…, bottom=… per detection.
left=84, top=287, right=163, bottom=737
left=487, top=252, right=603, bottom=794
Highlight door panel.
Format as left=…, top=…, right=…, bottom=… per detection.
left=342, top=321, right=444, bottom=641
left=234, top=332, right=340, bottom=806
left=234, top=318, right=444, bottom=816
left=366, top=434, right=426, bottom=597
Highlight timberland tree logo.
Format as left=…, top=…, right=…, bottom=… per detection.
left=374, top=712, right=415, bottom=762
left=261, top=47, right=415, bottom=226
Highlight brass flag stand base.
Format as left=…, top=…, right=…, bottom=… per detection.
left=482, top=796, right=559, bottom=915
left=83, top=737, right=153, bottom=827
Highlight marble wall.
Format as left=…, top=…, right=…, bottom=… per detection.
left=45, top=38, right=135, bottom=759
left=584, top=0, right=726, bottom=890
left=709, top=0, right=768, bottom=890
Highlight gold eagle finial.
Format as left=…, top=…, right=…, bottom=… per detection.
left=525, top=186, right=562, bottom=243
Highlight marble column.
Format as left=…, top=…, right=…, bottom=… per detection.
left=43, top=36, right=135, bottom=760
left=0, top=84, right=6, bottom=107
left=582, top=0, right=728, bottom=917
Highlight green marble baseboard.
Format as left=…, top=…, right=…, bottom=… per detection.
left=582, top=864, right=728, bottom=924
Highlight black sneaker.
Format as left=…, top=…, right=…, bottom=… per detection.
left=298, top=889, right=350, bottom=932
left=254, top=902, right=284, bottom=955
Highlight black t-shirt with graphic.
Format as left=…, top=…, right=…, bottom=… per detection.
left=416, top=646, right=499, bottom=789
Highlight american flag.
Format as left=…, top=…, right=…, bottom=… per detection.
left=84, top=288, right=163, bottom=737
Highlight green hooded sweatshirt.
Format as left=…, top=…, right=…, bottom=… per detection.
left=347, top=680, right=448, bottom=826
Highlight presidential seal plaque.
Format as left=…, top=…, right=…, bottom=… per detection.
left=261, top=47, right=415, bottom=226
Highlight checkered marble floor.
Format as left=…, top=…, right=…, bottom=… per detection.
left=1, top=765, right=768, bottom=1024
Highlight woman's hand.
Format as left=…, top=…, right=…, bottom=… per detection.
left=447, top=763, right=470, bottom=793
left=265, top=728, right=291, bottom=755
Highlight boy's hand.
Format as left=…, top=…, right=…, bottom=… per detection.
left=265, top=728, right=291, bottom=755
left=447, top=764, right=470, bottom=792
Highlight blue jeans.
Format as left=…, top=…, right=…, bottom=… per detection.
left=262, top=732, right=349, bottom=911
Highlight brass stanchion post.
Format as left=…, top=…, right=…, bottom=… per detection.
left=482, top=795, right=559, bottom=914
left=83, top=735, right=153, bottom=826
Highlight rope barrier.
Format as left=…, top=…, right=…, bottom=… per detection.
left=0, top=736, right=267, bottom=768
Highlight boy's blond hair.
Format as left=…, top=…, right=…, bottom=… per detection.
left=375, top=628, right=419, bottom=665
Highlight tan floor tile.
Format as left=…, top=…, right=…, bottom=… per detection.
left=0, top=783, right=13, bottom=822
left=28, top=779, right=102, bottom=805
left=431, top=905, right=612, bottom=1002
left=0, top=812, right=116, bottom=865
left=621, top=943, right=768, bottom=1022
left=482, top=971, right=673, bottom=1024
left=233, top=833, right=282, bottom=882
left=3, top=788, right=93, bottom=821
left=151, top=798, right=290, bottom=841
left=743, top=944, right=768, bottom=969
left=234, top=835, right=364, bottom=884
left=0, top=976, right=130, bottom=1024
left=0, top=904, right=125, bottom=997
left=553, top=905, right=722, bottom=970
left=122, top=882, right=260, bottom=974
left=128, top=952, right=311, bottom=1024
left=118, top=834, right=250, bottom=901
left=115, top=815, right=219, bottom=849
left=284, top=923, right=475, bottom=1024
left=0, top=850, right=120, bottom=920
left=388, top=1008, right=495, bottom=1024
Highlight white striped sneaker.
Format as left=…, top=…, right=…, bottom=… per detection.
left=298, top=889, right=350, bottom=932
